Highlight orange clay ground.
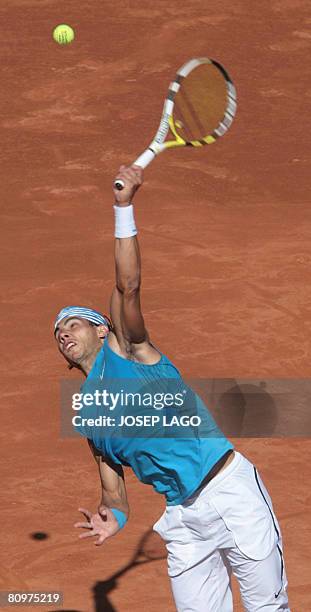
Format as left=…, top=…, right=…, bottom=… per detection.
left=1, top=1, right=311, bottom=610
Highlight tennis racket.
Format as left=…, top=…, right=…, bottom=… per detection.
left=114, top=57, right=237, bottom=190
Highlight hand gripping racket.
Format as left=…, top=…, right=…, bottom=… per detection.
left=114, top=57, right=237, bottom=190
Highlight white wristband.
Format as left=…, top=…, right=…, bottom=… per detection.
left=113, top=204, right=137, bottom=238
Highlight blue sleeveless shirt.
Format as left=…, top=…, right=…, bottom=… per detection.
left=78, top=337, right=233, bottom=505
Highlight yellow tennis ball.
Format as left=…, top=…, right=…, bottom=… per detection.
left=53, top=24, right=75, bottom=45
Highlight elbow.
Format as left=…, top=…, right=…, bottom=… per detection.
left=116, top=275, right=141, bottom=295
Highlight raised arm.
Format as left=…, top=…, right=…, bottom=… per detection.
left=109, top=165, right=160, bottom=364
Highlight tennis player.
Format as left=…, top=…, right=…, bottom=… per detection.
left=54, top=166, right=290, bottom=611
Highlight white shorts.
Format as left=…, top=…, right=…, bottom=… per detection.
left=153, top=451, right=289, bottom=612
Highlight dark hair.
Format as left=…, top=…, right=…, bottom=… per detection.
left=89, top=315, right=114, bottom=332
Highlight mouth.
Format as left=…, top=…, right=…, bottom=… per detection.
left=64, top=341, right=77, bottom=353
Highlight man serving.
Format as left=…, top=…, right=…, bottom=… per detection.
left=54, top=166, right=289, bottom=611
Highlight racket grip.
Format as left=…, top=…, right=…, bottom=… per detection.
left=114, top=179, right=125, bottom=191
left=113, top=149, right=156, bottom=191
left=133, top=148, right=156, bottom=169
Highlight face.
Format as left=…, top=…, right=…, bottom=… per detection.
left=55, top=317, right=107, bottom=367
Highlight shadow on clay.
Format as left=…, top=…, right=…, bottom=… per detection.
left=92, top=528, right=166, bottom=612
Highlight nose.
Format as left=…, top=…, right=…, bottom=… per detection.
left=59, top=330, right=70, bottom=343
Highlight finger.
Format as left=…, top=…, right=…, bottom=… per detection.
left=132, top=165, right=143, bottom=180
left=98, top=507, right=107, bottom=519
left=78, top=530, right=96, bottom=540
left=118, top=166, right=140, bottom=182
left=95, top=533, right=107, bottom=546
left=74, top=521, right=92, bottom=529
left=78, top=507, right=92, bottom=520
left=116, top=169, right=137, bottom=185
left=128, top=166, right=142, bottom=182
left=113, top=171, right=133, bottom=189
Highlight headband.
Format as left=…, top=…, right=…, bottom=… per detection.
left=54, top=306, right=111, bottom=332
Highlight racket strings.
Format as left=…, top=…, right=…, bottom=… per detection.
left=174, top=92, right=206, bottom=142
left=172, top=63, right=233, bottom=143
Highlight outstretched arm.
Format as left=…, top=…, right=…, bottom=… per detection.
left=89, top=439, right=128, bottom=514
left=74, top=440, right=129, bottom=546
left=109, top=165, right=160, bottom=364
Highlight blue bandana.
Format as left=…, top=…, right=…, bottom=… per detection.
left=54, top=306, right=111, bottom=332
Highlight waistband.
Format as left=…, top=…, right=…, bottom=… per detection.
left=194, top=449, right=234, bottom=494
left=204, top=450, right=243, bottom=493
left=184, top=451, right=243, bottom=504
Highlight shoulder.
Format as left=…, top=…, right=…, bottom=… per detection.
left=107, top=331, right=162, bottom=365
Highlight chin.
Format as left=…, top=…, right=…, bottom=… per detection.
left=66, top=359, right=82, bottom=371
left=64, top=352, right=83, bottom=368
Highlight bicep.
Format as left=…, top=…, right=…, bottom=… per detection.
left=110, top=285, right=147, bottom=349
left=110, top=286, right=127, bottom=349
left=121, top=289, right=147, bottom=344
left=109, top=288, right=160, bottom=362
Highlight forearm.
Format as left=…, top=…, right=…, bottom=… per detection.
left=115, top=235, right=141, bottom=295
left=112, top=202, right=147, bottom=345
left=113, top=166, right=142, bottom=294
left=88, top=440, right=129, bottom=517
left=100, top=480, right=129, bottom=517
left=98, top=458, right=129, bottom=515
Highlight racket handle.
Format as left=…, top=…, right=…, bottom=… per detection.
left=133, top=148, right=156, bottom=168
left=114, top=179, right=125, bottom=191
left=113, top=149, right=156, bottom=191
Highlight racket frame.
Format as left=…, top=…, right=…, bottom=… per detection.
left=114, top=57, right=237, bottom=189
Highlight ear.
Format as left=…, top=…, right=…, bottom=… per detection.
left=96, top=324, right=109, bottom=341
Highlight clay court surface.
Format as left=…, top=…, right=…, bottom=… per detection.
left=1, top=0, right=311, bottom=610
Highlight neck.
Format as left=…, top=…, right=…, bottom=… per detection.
left=80, top=343, right=103, bottom=376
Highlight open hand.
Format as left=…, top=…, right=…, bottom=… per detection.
left=74, top=506, right=120, bottom=546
